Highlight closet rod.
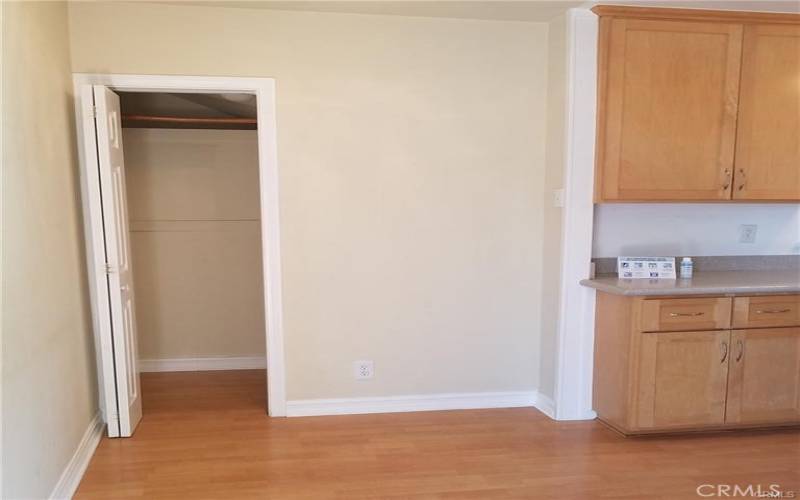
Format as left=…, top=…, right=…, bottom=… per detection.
left=122, top=114, right=257, bottom=125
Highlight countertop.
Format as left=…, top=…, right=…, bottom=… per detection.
left=580, top=270, right=800, bottom=296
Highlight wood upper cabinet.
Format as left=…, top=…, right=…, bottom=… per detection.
left=633, top=330, right=731, bottom=429
left=734, top=24, right=800, bottom=201
left=593, top=7, right=800, bottom=202
left=595, top=17, right=743, bottom=201
left=726, top=328, right=800, bottom=424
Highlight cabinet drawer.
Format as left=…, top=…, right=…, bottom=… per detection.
left=733, top=296, right=800, bottom=329
left=640, top=298, right=732, bottom=332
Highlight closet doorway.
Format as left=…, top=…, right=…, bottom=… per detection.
left=73, top=75, right=285, bottom=438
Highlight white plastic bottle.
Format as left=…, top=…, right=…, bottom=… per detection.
left=680, top=257, right=694, bottom=279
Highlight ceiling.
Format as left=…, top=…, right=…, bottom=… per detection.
left=162, top=0, right=800, bottom=22
left=164, top=1, right=585, bottom=22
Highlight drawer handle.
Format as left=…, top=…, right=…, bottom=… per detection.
left=669, top=312, right=705, bottom=317
left=755, top=308, right=791, bottom=314
left=735, top=340, right=744, bottom=362
left=720, top=342, right=728, bottom=363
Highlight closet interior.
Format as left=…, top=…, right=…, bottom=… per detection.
left=119, top=91, right=267, bottom=413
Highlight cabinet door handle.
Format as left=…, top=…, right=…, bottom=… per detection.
left=669, top=312, right=705, bottom=317
left=755, top=309, right=791, bottom=314
left=737, top=168, right=746, bottom=191
left=735, top=340, right=744, bottom=362
left=720, top=342, right=728, bottom=363
left=722, top=168, right=731, bottom=191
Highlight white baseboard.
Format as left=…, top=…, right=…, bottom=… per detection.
left=533, top=392, right=557, bottom=419
left=556, top=409, right=598, bottom=421
left=286, top=391, right=546, bottom=417
left=49, top=412, right=104, bottom=500
left=139, top=356, right=266, bottom=372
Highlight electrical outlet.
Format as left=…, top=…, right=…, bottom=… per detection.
left=354, top=360, right=373, bottom=380
left=739, top=224, right=758, bottom=244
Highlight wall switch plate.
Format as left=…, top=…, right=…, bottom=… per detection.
left=553, top=188, right=565, bottom=208
left=354, top=360, right=374, bottom=380
left=739, top=224, right=758, bottom=244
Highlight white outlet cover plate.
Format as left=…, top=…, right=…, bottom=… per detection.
left=739, top=224, right=758, bottom=243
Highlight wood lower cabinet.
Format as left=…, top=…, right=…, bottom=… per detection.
left=726, top=328, right=800, bottom=424
left=733, top=295, right=800, bottom=328
left=641, top=297, right=731, bottom=332
left=593, top=293, right=800, bottom=434
left=634, top=330, right=730, bottom=429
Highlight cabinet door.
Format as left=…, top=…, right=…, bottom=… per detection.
left=596, top=19, right=743, bottom=201
left=726, top=328, right=800, bottom=424
left=634, top=330, right=731, bottom=429
left=734, top=24, right=800, bottom=201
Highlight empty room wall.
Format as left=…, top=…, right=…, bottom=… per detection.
left=1, top=2, right=98, bottom=497
left=123, top=128, right=266, bottom=363
left=69, top=2, right=549, bottom=401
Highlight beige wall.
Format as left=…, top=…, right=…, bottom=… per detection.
left=69, top=1, right=549, bottom=400
left=123, top=128, right=266, bottom=360
left=538, top=13, right=569, bottom=402
left=1, top=1, right=98, bottom=497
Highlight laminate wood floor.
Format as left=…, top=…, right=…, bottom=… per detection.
left=75, top=370, right=799, bottom=499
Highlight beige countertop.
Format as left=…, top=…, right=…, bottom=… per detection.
left=580, top=270, right=800, bottom=296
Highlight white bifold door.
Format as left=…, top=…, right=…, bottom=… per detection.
left=89, top=86, right=142, bottom=437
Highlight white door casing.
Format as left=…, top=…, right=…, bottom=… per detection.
left=93, top=85, right=143, bottom=436
left=73, top=74, right=286, bottom=423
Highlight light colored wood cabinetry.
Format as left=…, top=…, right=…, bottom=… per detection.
left=733, top=295, right=800, bottom=328
left=641, top=298, right=731, bottom=332
left=593, top=292, right=800, bottom=434
left=726, top=328, right=800, bottom=424
left=734, top=24, right=800, bottom=201
left=596, top=17, right=742, bottom=201
left=593, top=6, right=800, bottom=202
left=634, top=330, right=730, bottom=429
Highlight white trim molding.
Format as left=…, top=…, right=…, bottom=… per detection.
left=139, top=356, right=267, bottom=372
left=49, top=412, right=104, bottom=500
left=553, top=8, right=599, bottom=421
left=533, top=392, right=557, bottom=420
left=286, top=391, right=546, bottom=417
left=72, top=74, right=286, bottom=418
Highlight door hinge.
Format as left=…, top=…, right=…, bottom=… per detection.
left=105, top=263, right=117, bottom=274
left=91, top=105, right=98, bottom=119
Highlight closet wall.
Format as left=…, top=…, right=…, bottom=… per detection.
left=123, top=128, right=266, bottom=362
